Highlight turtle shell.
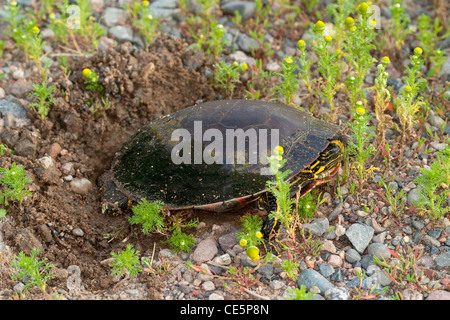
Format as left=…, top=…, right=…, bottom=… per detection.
left=111, top=100, right=341, bottom=211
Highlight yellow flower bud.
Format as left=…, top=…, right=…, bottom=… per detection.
left=285, top=57, right=293, bottom=64
left=358, top=2, right=370, bottom=16
left=414, top=47, right=423, bottom=56
left=239, top=239, right=247, bottom=247
left=349, top=25, right=356, bottom=32
left=356, top=107, right=365, bottom=115
left=324, top=35, right=332, bottom=43
left=315, top=20, right=325, bottom=33
left=274, top=146, right=284, bottom=155
left=381, top=56, right=390, bottom=66
left=405, top=85, right=412, bottom=92
left=298, top=39, right=306, bottom=50
left=241, top=63, right=248, bottom=71
left=247, top=246, right=259, bottom=260
left=142, top=0, right=149, bottom=6
left=82, top=68, right=92, bottom=78
left=31, top=26, right=40, bottom=34
left=344, top=17, right=355, bottom=28
left=10, top=1, right=17, bottom=6
left=256, top=232, right=263, bottom=239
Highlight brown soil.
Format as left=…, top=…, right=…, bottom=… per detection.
left=0, top=35, right=221, bottom=299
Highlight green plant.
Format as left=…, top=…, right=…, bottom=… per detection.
left=373, top=56, right=392, bottom=147
left=313, top=20, right=342, bottom=117
left=285, top=285, right=315, bottom=300
left=28, top=82, right=56, bottom=120
left=395, top=47, right=427, bottom=160
left=378, top=177, right=407, bottom=216
left=38, top=0, right=55, bottom=20
left=347, top=101, right=376, bottom=191
left=389, top=0, right=412, bottom=50
left=0, top=162, right=33, bottom=206
left=129, top=199, right=165, bottom=234
left=245, top=59, right=273, bottom=100
left=10, top=248, right=55, bottom=294
left=29, top=26, right=50, bottom=81
left=373, top=246, right=424, bottom=288
left=109, top=244, right=142, bottom=277
left=163, top=227, right=196, bottom=253
left=265, top=146, right=295, bottom=231
left=325, top=0, right=355, bottom=49
left=281, top=258, right=299, bottom=280
left=412, top=145, right=450, bottom=220
left=272, top=56, right=299, bottom=106
left=416, top=14, right=449, bottom=67
left=82, top=68, right=104, bottom=92
left=50, top=1, right=69, bottom=44
left=127, top=0, right=160, bottom=44
left=429, top=48, right=446, bottom=78
left=296, top=192, right=318, bottom=221
left=236, top=213, right=264, bottom=261
left=296, top=40, right=314, bottom=98
left=213, top=60, right=247, bottom=97
left=206, top=22, right=229, bottom=58
left=342, top=4, right=377, bottom=109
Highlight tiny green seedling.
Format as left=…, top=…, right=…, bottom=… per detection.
left=129, top=199, right=165, bottom=234
left=285, top=285, right=315, bottom=300
left=213, top=61, right=247, bottom=97
left=28, top=82, right=56, bottom=120
left=0, top=162, right=33, bottom=206
left=9, top=247, right=55, bottom=294
left=109, top=244, right=142, bottom=278
left=347, top=101, right=377, bottom=191
left=82, top=68, right=104, bottom=92
left=163, top=227, right=196, bottom=253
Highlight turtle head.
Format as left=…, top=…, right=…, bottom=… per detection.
left=98, top=171, right=131, bottom=216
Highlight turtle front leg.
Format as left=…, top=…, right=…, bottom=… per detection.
left=260, top=193, right=284, bottom=255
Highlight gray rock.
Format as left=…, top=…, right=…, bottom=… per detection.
left=407, top=188, right=424, bottom=205
left=297, top=269, right=334, bottom=293
left=108, top=26, right=133, bottom=42
left=347, top=276, right=374, bottom=290
left=102, top=7, right=129, bottom=27
left=221, top=1, right=256, bottom=20
left=367, top=243, right=391, bottom=260
left=324, top=287, right=350, bottom=300
left=150, top=0, right=178, bottom=17
left=330, top=268, right=344, bottom=282
left=427, top=228, right=442, bottom=239
left=192, top=238, right=218, bottom=263
left=202, top=280, right=215, bottom=291
left=70, top=178, right=93, bottom=195
left=236, top=33, right=259, bottom=53
left=426, top=290, right=450, bottom=300
left=429, top=115, right=445, bottom=128
left=434, top=251, right=450, bottom=268
left=345, top=223, right=374, bottom=254
left=367, top=265, right=392, bottom=286
left=72, top=228, right=84, bottom=237
left=422, top=235, right=441, bottom=248
left=302, top=218, right=329, bottom=236
left=411, top=220, right=424, bottom=230
left=218, top=230, right=238, bottom=252
left=345, top=248, right=361, bottom=263
left=319, top=264, right=334, bottom=278
left=8, top=79, right=34, bottom=98
left=257, top=263, right=274, bottom=278
left=13, top=282, right=25, bottom=292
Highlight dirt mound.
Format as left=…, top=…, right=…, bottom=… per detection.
left=0, top=35, right=215, bottom=298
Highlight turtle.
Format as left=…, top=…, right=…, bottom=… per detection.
left=99, top=99, right=346, bottom=255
